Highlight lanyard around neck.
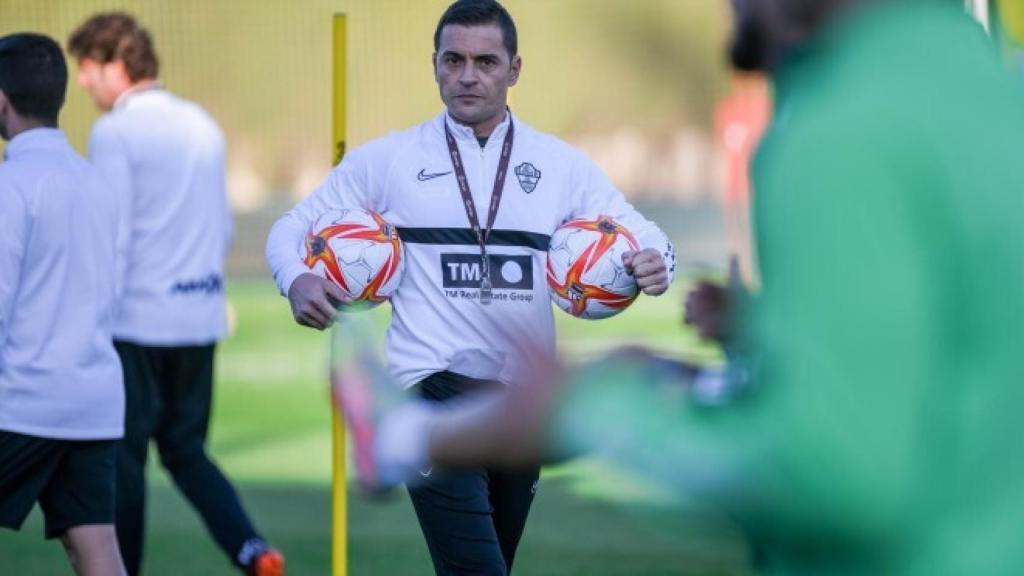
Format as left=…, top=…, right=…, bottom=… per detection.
left=443, top=115, right=515, bottom=253
left=443, top=114, right=515, bottom=304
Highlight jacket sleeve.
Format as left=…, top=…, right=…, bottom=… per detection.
left=565, top=149, right=677, bottom=284
left=88, top=122, right=134, bottom=302
left=266, top=135, right=395, bottom=296
left=0, top=182, right=28, bottom=344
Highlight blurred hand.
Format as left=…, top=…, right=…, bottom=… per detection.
left=684, top=256, right=743, bottom=343
left=622, top=248, right=669, bottom=296
left=287, top=272, right=350, bottom=330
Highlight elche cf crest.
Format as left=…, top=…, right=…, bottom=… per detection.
left=514, top=162, right=542, bottom=193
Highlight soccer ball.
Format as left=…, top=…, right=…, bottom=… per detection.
left=304, top=208, right=404, bottom=306
left=546, top=215, right=640, bottom=319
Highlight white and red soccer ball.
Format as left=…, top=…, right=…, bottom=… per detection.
left=304, top=208, right=404, bottom=306
left=546, top=215, right=640, bottom=320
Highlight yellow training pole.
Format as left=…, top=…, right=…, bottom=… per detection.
left=331, top=13, right=348, bottom=576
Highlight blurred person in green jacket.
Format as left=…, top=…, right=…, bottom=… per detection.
left=334, top=1, right=1024, bottom=574
left=675, top=0, right=1024, bottom=573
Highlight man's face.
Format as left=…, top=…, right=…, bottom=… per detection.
left=75, top=58, right=128, bottom=111
left=434, top=23, right=521, bottom=134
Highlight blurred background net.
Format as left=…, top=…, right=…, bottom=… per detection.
left=0, top=0, right=750, bottom=279
left=2, top=1, right=1021, bottom=277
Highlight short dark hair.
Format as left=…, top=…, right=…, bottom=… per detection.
left=434, top=0, right=518, bottom=58
left=731, top=0, right=858, bottom=72
left=67, top=12, right=159, bottom=81
left=0, top=33, right=68, bottom=123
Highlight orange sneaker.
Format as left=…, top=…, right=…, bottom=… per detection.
left=248, top=548, right=284, bottom=576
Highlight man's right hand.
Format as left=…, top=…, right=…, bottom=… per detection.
left=288, top=273, right=350, bottom=330
left=683, top=256, right=744, bottom=344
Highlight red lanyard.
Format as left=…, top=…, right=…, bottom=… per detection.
left=443, top=114, right=515, bottom=305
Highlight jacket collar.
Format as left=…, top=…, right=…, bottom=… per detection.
left=113, top=81, right=166, bottom=111
left=437, top=108, right=513, bottom=148
left=3, top=128, right=67, bottom=161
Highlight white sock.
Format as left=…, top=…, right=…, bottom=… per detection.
left=375, top=401, right=437, bottom=487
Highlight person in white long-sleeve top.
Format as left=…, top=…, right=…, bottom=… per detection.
left=266, top=2, right=676, bottom=573
left=66, top=13, right=282, bottom=576
left=0, top=32, right=127, bottom=576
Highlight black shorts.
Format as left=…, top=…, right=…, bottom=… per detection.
left=0, top=430, right=117, bottom=539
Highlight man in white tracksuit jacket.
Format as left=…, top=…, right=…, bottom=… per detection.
left=68, top=13, right=281, bottom=576
left=0, top=33, right=125, bottom=576
left=267, top=1, right=675, bottom=574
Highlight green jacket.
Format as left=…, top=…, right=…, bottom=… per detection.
left=559, top=1, right=1024, bottom=574
left=746, top=0, right=1024, bottom=573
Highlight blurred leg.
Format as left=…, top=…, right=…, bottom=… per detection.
left=408, top=466, right=508, bottom=576
left=406, top=372, right=512, bottom=575
left=41, top=439, right=123, bottom=576
left=488, top=467, right=539, bottom=573
left=113, top=341, right=159, bottom=576
left=155, top=344, right=260, bottom=566
left=61, top=524, right=127, bottom=576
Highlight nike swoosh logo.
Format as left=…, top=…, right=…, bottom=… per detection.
left=417, top=169, right=452, bottom=182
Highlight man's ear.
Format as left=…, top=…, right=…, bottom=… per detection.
left=111, top=58, right=132, bottom=84
left=508, top=54, right=522, bottom=87
left=0, top=90, right=11, bottom=140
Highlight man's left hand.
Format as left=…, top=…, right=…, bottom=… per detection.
left=622, top=248, right=669, bottom=296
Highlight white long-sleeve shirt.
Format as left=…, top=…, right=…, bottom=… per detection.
left=89, top=86, right=232, bottom=346
left=267, top=111, right=676, bottom=388
left=0, top=128, right=123, bottom=440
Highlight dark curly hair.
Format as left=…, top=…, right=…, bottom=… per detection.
left=67, top=12, right=159, bottom=81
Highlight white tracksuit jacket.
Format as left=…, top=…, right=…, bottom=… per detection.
left=89, top=87, right=233, bottom=346
left=0, top=129, right=123, bottom=439
left=267, top=111, right=676, bottom=388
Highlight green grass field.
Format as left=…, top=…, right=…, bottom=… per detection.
left=0, top=279, right=749, bottom=575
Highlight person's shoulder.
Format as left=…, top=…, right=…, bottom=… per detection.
left=170, top=92, right=217, bottom=119
left=0, top=147, right=86, bottom=203
left=369, top=122, right=424, bottom=149
left=0, top=159, right=16, bottom=186
left=0, top=162, right=27, bottom=213
left=161, top=92, right=224, bottom=135
left=0, top=143, right=61, bottom=181
left=342, top=117, right=434, bottom=168
left=111, top=90, right=221, bottom=136
left=89, top=112, right=141, bottom=160
left=90, top=108, right=129, bottom=140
